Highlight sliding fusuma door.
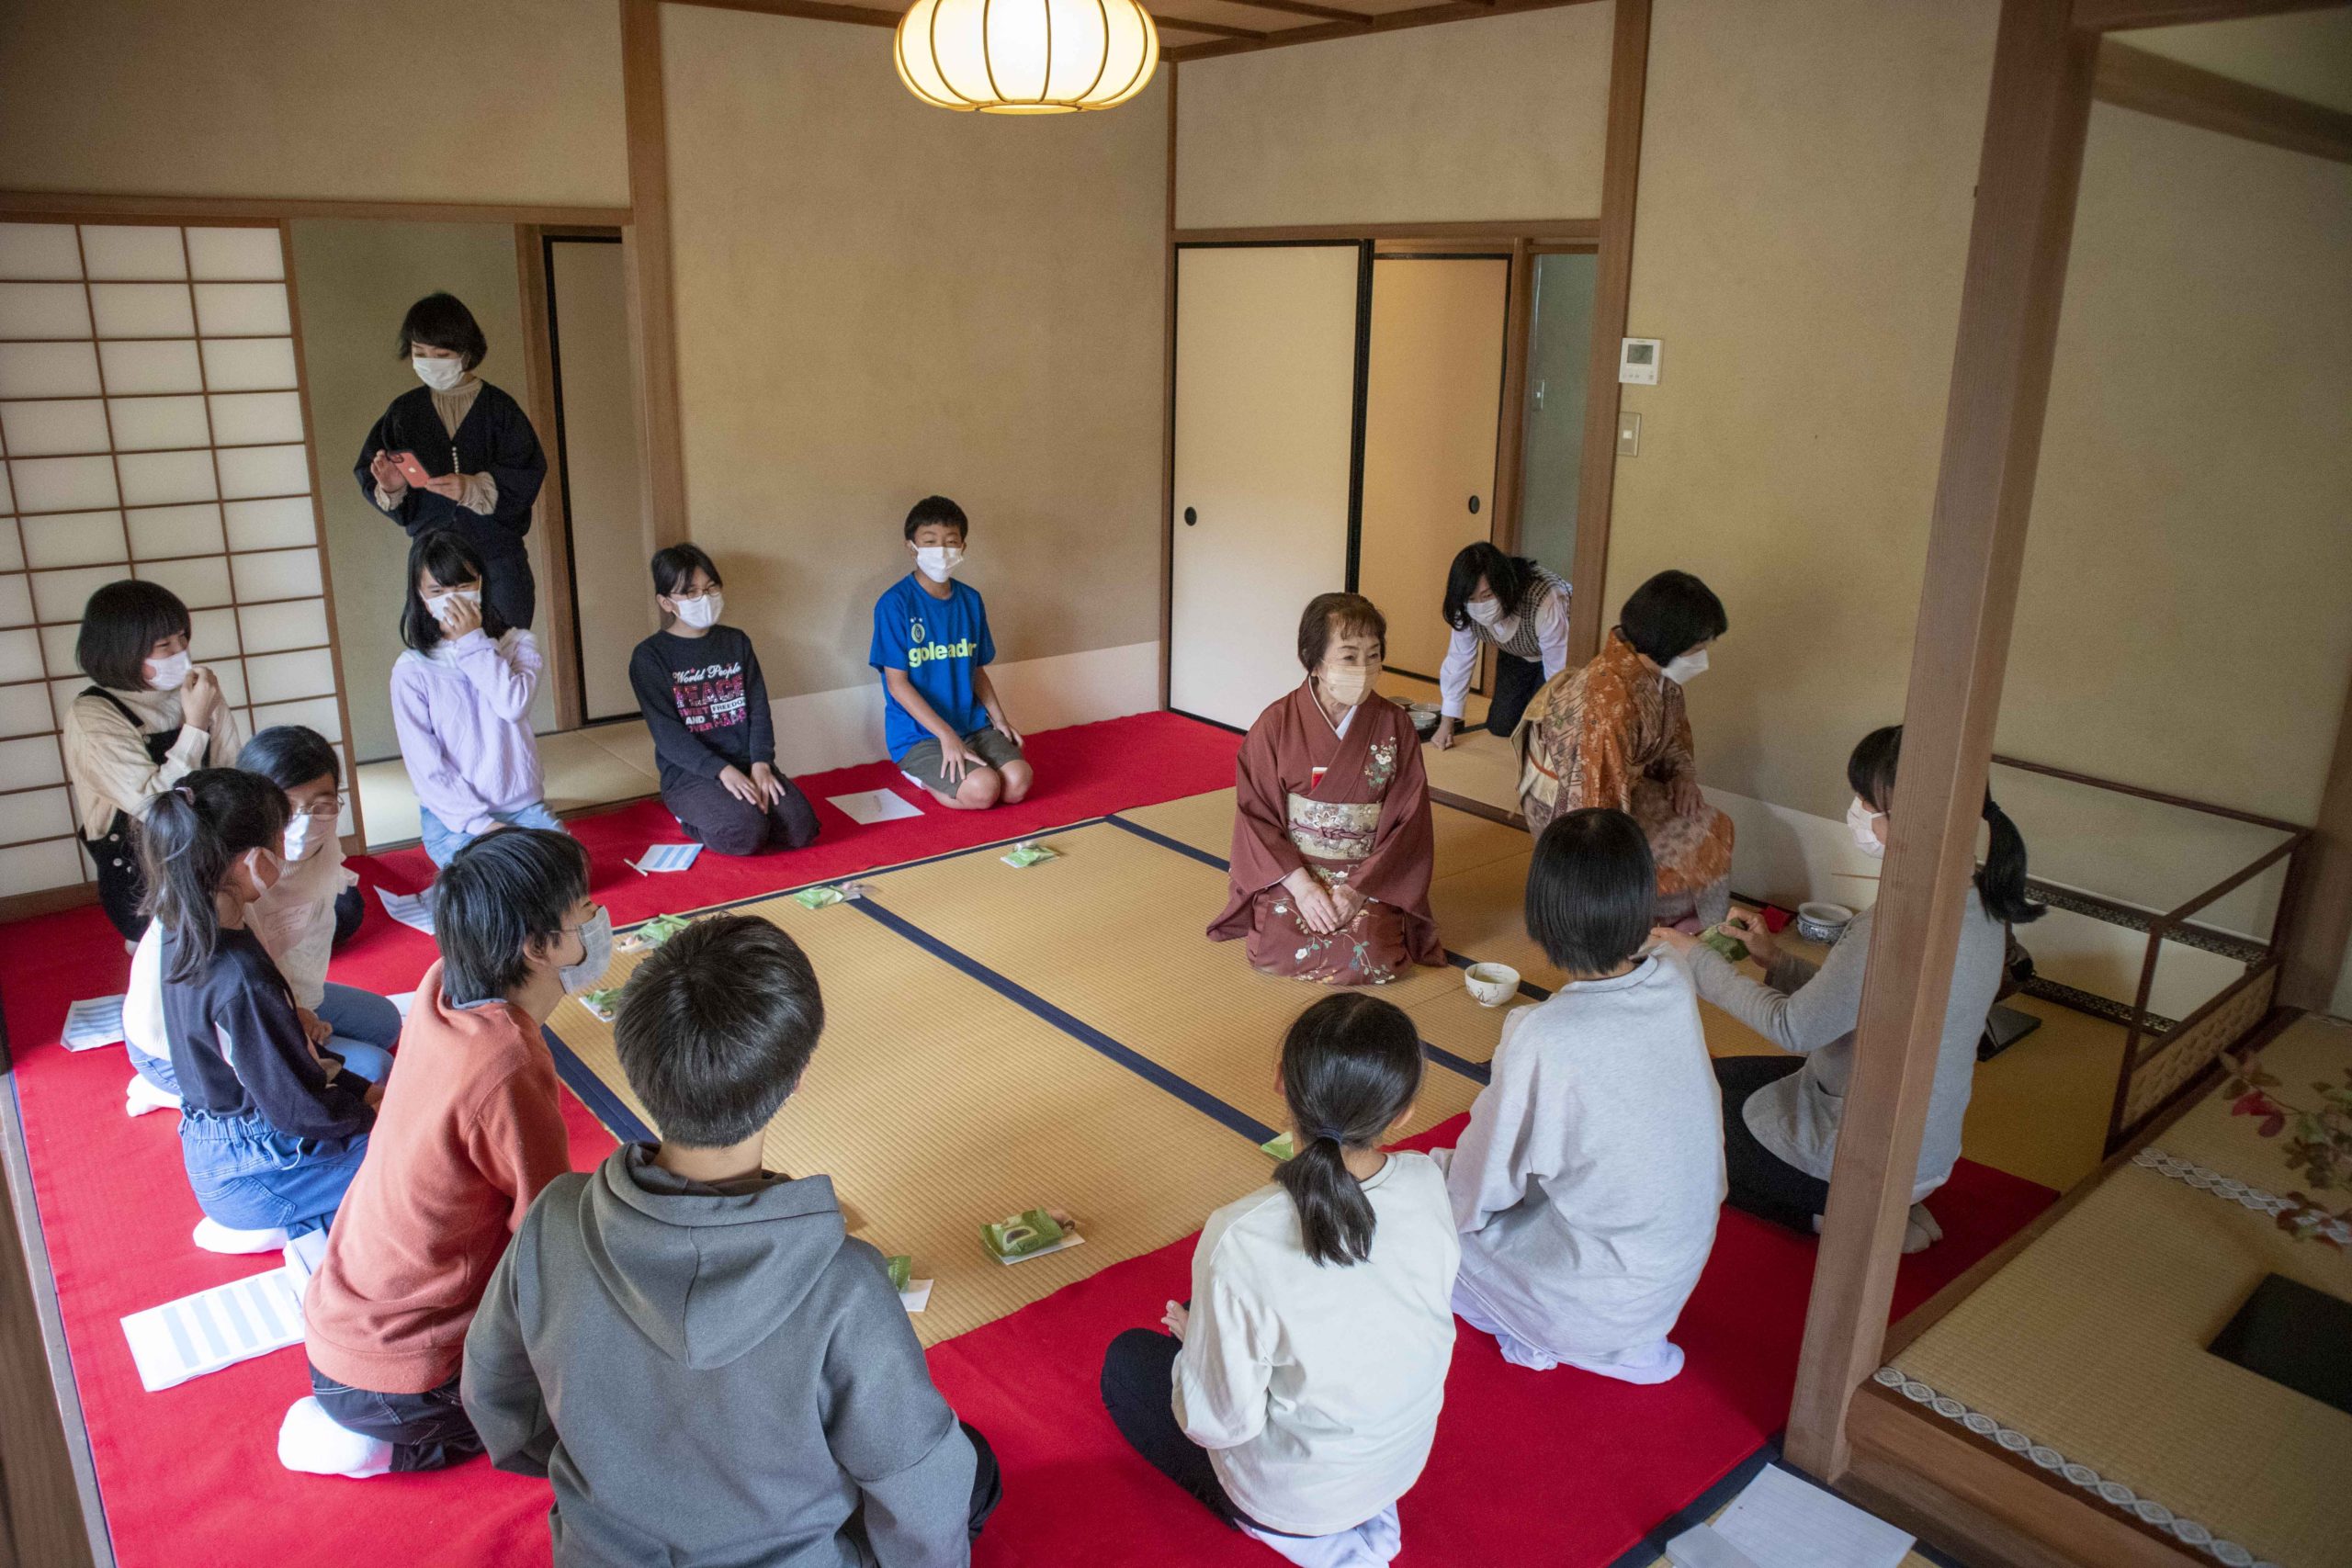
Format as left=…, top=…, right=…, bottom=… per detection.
left=1168, top=243, right=1363, bottom=729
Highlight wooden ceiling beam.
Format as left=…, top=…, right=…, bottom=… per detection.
left=1157, top=15, right=1274, bottom=39
left=665, top=0, right=900, bottom=27
left=1211, top=0, right=1374, bottom=25
left=2070, top=0, right=2348, bottom=30
left=1164, top=0, right=1600, bottom=62
left=2098, top=37, right=2352, bottom=162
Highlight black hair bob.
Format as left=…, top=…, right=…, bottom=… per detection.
left=1442, top=543, right=1537, bottom=633
left=396, top=292, right=488, bottom=371
left=1525, top=807, right=1657, bottom=976
left=400, top=530, right=512, bottom=654
left=1617, top=570, right=1727, bottom=666
left=75, top=580, right=193, bottom=691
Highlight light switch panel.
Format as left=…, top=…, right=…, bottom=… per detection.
left=1617, top=412, right=1642, bottom=457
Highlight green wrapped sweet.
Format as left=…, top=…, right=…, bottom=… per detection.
left=886, top=1255, right=912, bottom=1293
left=580, top=987, right=626, bottom=1021
left=617, top=912, right=693, bottom=953
left=982, top=1210, right=1064, bottom=1260
left=1698, top=927, right=1749, bottom=964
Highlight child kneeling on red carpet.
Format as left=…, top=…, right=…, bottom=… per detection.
left=462, top=915, right=1001, bottom=1564
left=282, top=829, right=601, bottom=1478
left=1101, top=994, right=1459, bottom=1568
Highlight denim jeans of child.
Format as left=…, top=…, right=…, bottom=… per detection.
left=179, top=1108, right=368, bottom=1237
left=417, top=801, right=565, bottom=867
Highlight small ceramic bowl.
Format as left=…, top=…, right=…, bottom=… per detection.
left=1464, top=962, right=1520, bottom=1007
left=1407, top=703, right=1442, bottom=740
left=1795, top=901, right=1854, bottom=944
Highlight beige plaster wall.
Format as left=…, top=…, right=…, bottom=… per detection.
left=661, top=7, right=1168, bottom=699
left=1174, top=4, right=1613, bottom=229
left=0, top=0, right=627, bottom=207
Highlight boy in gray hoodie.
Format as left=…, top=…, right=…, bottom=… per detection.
left=462, top=916, right=1001, bottom=1567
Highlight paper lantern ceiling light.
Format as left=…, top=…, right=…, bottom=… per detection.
left=896, top=0, right=1160, bottom=115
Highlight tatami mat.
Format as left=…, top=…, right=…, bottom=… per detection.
left=862, top=823, right=1485, bottom=1138
left=1894, top=1160, right=2352, bottom=1568
left=356, top=718, right=662, bottom=850
left=2158, top=1014, right=2350, bottom=1196
left=548, top=891, right=1275, bottom=1346
left=548, top=785, right=2131, bottom=1359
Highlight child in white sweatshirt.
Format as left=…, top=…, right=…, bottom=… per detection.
left=1101, top=994, right=1459, bottom=1568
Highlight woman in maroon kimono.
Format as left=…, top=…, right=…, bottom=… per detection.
left=1208, top=592, right=1442, bottom=986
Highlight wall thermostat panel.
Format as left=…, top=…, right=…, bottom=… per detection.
left=1618, top=337, right=1660, bottom=385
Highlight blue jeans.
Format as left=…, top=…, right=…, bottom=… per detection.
left=180, top=1109, right=368, bottom=1237
left=417, top=801, right=565, bottom=867
left=127, top=1041, right=179, bottom=1094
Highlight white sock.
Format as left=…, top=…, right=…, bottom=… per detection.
left=124, top=1074, right=181, bottom=1117
left=1355, top=1505, right=1402, bottom=1562
left=1908, top=1201, right=1944, bottom=1242
left=1239, top=1518, right=1392, bottom=1568
left=1902, top=1216, right=1936, bottom=1254
left=277, top=1396, right=393, bottom=1479
left=1561, top=1338, right=1686, bottom=1385
left=192, top=1217, right=289, bottom=1255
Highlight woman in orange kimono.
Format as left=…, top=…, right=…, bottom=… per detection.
left=1208, top=592, right=1442, bottom=987
left=1516, top=570, right=1734, bottom=928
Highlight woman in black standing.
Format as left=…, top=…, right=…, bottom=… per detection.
left=355, top=293, right=547, bottom=631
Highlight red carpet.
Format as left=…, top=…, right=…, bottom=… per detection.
left=0, top=708, right=2052, bottom=1566
left=934, top=1117, right=2052, bottom=1568
left=0, top=712, right=1238, bottom=1568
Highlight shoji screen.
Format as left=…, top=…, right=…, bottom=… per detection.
left=0, top=219, right=350, bottom=908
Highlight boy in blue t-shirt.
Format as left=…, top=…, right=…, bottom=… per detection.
left=869, top=496, right=1033, bottom=809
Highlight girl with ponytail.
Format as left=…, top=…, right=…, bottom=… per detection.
left=1656, top=723, right=2039, bottom=1253
left=1442, top=807, right=1724, bottom=1385
left=1099, top=994, right=1458, bottom=1566
left=142, top=769, right=379, bottom=1256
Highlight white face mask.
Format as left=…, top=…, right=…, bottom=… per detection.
left=281, top=811, right=326, bottom=863
left=1464, top=597, right=1503, bottom=626
left=423, top=587, right=481, bottom=628
left=413, top=355, right=469, bottom=392
left=243, top=846, right=283, bottom=896
left=559, top=908, right=615, bottom=996
left=1847, top=795, right=1887, bottom=859
left=144, top=650, right=193, bottom=691
left=1660, top=649, right=1710, bottom=684
left=913, top=546, right=964, bottom=583
left=1319, top=664, right=1377, bottom=708
left=670, top=590, right=723, bottom=629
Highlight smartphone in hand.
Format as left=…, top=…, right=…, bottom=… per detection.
left=390, top=450, right=434, bottom=488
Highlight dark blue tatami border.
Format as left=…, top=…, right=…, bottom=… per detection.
left=849, top=897, right=1280, bottom=1147
left=542, top=1023, right=655, bottom=1146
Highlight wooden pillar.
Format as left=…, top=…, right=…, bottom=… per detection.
left=1782, top=0, right=2098, bottom=1480
left=619, top=0, right=691, bottom=550
left=2281, top=660, right=2352, bottom=1010
left=1563, top=0, right=1650, bottom=663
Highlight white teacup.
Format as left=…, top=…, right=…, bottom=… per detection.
left=1464, top=962, right=1520, bottom=1007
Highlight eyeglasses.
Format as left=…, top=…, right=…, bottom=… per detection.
left=296, top=795, right=346, bottom=818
